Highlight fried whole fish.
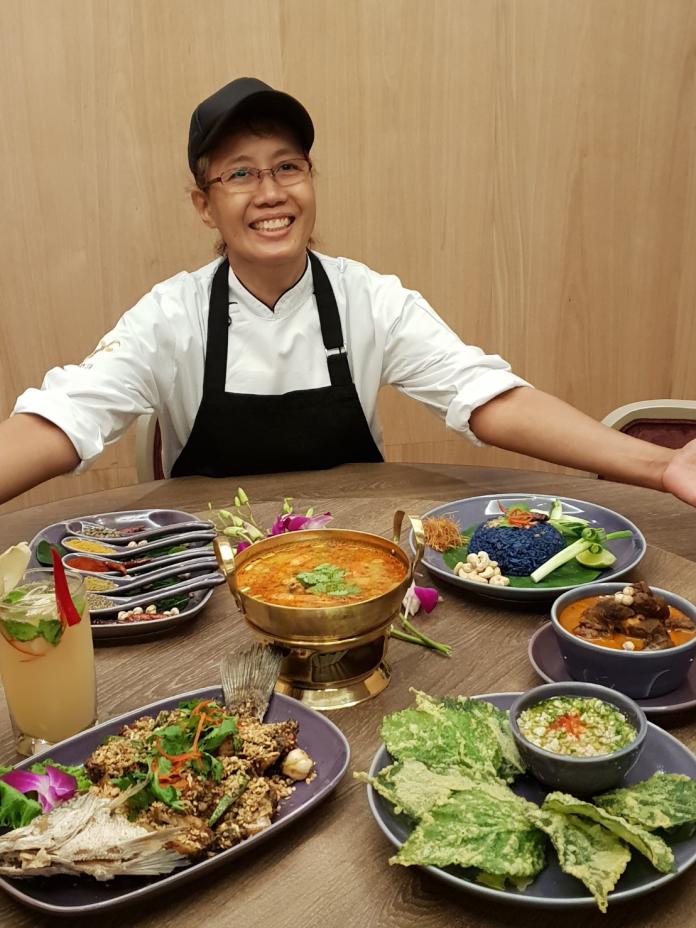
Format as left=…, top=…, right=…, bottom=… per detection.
left=0, top=787, right=186, bottom=880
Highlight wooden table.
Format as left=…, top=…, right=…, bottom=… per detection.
left=1, top=462, right=695, bottom=928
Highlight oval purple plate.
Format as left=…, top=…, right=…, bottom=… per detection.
left=0, top=688, right=350, bottom=916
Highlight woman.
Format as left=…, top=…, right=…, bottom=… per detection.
left=1, top=77, right=695, bottom=505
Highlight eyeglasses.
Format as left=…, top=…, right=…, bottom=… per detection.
left=203, top=157, right=312, bottom=193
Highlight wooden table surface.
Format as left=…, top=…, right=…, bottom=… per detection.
left=1, top=462, right=695, bottom=928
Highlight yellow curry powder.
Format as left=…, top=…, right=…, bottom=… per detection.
left=65, top=539, right=116, bottom=555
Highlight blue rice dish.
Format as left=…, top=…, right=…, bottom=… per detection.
left=468, top=520, right=565, bottom=576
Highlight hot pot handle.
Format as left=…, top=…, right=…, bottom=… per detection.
left=393, top=510, right=425, bottom=583
left=213, top=536, right=242, bottom=608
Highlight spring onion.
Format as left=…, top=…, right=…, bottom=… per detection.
left=531, top=527, right=632, bottom=583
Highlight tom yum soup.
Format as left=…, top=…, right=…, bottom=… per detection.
left=558, top=581, right=696, bottom=652
left=236, top=539, right=408, bottom=608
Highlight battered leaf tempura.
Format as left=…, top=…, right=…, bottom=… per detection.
left=594, top=773, right=696, bottom=833
left=380, top=690, right=525, bottom=783
left=394, top=784, right=546, bottom=888
left=355, top=759, right=476, bottom=820
left=526, top=808, right=631, bottom=913
left=542, top=792, right=674, bottom=873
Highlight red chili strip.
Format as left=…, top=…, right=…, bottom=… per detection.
left=51, top=547, right=83, bottom=627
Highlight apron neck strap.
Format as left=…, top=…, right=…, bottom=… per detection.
left=204, top=253, right=353, bottom=394
left=308, top=251, right=352, bottom=386
left=204, top=258, right=233, bottom=395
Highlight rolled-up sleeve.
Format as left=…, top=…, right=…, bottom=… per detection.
left=13, top=293, right=176, bottom=472
left=380, top=288, right=531, bottom=446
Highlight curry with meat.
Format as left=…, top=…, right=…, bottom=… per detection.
left=559, top=581, right=696, bottom=651
left=236, top=539, right=407, bottom=607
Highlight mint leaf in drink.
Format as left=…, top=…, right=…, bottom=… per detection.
left=0, top=618, right=64, bottom=646
left=37, top=620, right=64, bottom=645
left=1, top=619, right=40, bottom=641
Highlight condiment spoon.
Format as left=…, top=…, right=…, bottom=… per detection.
left=85, top=557, right=222, bottom=594
left=65, top=519, right=215, bottom=545
left=88, top=572, right=225, bottom=615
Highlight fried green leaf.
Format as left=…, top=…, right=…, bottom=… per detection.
left=380, top=690, right=524, bottom=783
left=527, top=807, right=630, bottom=913
left=594, top=773, right=696, bottom=832
left=392, top=781, right=546, bottom=881
left=356, top=759, right=479, bottom=820
left=543, top=792, right=674, bottom=873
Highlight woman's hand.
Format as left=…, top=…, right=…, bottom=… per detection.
left=660, top=437, right=696, bottom=508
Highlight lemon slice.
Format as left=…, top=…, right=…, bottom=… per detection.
left=0, top=542, right=32, bottom=599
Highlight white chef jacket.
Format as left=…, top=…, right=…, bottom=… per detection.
left=13, top=252, right=531, bottom=475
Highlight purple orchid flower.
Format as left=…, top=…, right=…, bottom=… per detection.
left=269, top=512, right=333, bottom=535
left=235, top=540, right=251, bottom=553
left=0, top=765, right=76, bottom=813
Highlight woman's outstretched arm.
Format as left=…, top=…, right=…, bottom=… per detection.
left=0, top=414, right=80, bottom=505
left=470, top=387, right=678, bottom=495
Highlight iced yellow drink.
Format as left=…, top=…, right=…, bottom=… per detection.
left=0, top=569, right=96, bottom=754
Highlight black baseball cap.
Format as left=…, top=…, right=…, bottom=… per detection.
left=188, top=77, right=314, bottom=172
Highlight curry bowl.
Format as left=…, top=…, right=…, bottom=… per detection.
left=551, top=583, right=696, bottom=698
left=509, top=682, right=647, bottom=795
left=214, top=511, right=423, bottom=709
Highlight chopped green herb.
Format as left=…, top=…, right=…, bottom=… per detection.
left=295, top=563, right=361, bottom=597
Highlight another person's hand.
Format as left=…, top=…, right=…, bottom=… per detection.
left=660, top=437, right=696, bottom=508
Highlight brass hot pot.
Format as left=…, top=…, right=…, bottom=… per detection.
left=214, top=510, right=424, bottom=709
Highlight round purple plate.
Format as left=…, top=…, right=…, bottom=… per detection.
left=0, top=687, right=350, bottom=916
left=410, top=494, right=646, bottom=604
left=529, top=623, right=696, bottom=718
left=366, top=693, right=696, bottom=909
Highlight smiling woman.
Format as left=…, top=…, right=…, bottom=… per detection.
left=3, top=77, right=696, bottom=508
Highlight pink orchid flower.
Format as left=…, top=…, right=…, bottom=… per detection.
left=402, top=582, right=441, bottom=617
left=0, top=765, right=76, bottom=813
left=269, top=512, right=333, bottom=535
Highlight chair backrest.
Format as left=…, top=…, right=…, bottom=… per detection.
left=135, top=413, right=165, bottom=482
left=602, top=400, right=696, bottom=449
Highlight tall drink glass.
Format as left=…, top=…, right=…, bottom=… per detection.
left=0, top=568, right=97, bottom=755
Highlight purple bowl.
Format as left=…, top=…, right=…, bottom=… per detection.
left=551, top=583, right=696, bottom=698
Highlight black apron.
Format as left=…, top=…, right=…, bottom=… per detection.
left=171, top=252, right=383, bottom=478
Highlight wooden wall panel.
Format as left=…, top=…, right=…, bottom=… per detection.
left=1, top=0, right=695, bottom=514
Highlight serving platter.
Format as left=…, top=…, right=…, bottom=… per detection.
left=0, top=687, right=350, bottom=916
left=366, top=693, right=696, bottom=909
left=411, top=495, right=646, bottom=604
left=28, top=510, right=222, bottom=642
left=529, top=624, right=696, bottom=719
